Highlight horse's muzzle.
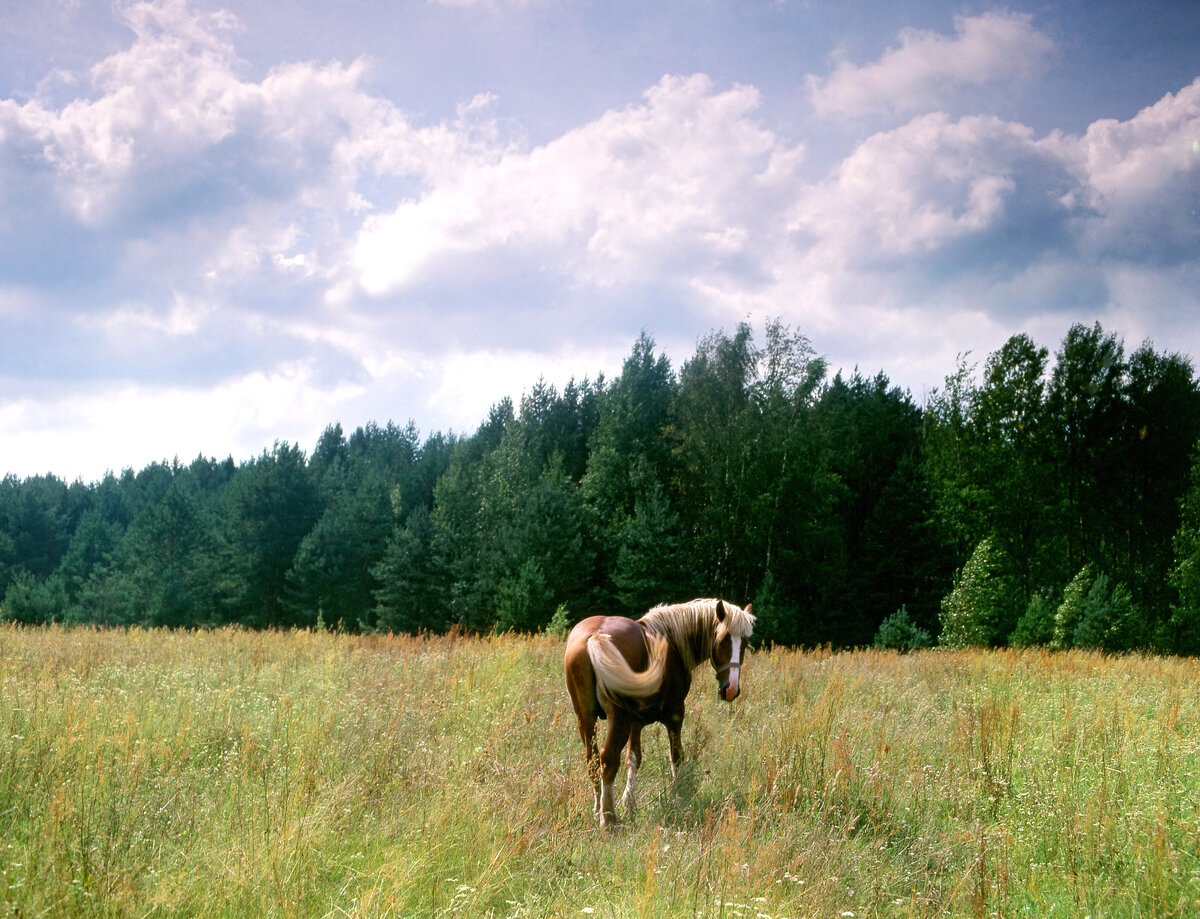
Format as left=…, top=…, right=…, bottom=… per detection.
left=718, top=676, right=740, bottom=702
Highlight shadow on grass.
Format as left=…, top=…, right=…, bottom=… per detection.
left=649, top=758, right=733, bottom=829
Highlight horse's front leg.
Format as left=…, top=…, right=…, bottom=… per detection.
left=621, top=722, right=643, bottom=817
left=598, top=716, right=631, bottom=828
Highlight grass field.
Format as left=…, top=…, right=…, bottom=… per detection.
left=2, top=624, right=1200, bottom=918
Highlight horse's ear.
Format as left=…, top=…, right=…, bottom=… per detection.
left=715, top=599, right=726, bottom=622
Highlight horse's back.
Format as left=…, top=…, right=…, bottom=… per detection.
left=570, top=616, right=650, bottom=664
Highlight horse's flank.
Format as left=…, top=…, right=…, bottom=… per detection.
left=587, top=631, right=669, bottom=703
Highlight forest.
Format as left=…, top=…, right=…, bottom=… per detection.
left=4, top=319, right=1200, bottom=654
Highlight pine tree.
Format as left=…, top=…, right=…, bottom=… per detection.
left=612, top=475, right=693, bottom=614
left=873, top=607, right=933, bottom=652
left=219, top=442, right=319, bottom=628
left=123, top=482, right=219, bottom=627
left=1072, top=574, right=1144, bottom=652
left=1010, top=592, right=1057, bottom=647
left=372, top=504, right=448, bottom=633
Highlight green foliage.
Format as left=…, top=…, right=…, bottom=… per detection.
left=543, top=602, right=572, bottom=637
left=873, top=606, right=932, bottom=651
left=0, top=474, right=78, bottom=580
left=1052, top=565, right=1096, bottom=650
left=1009, top=591, right=1057, bottom=648
left=1, top=320, right=1198, bottom=650
left=939, top=536, right=1014, bottom=648
left=57, top=508, right=124, bottom=603
left=68, top=565, right=137, bottom=627
left=372, top=504, right=447, bottom=634
left=971, top=335, right=1060, bottom=602
left=1072, top=574, right=1145, bottom=652
left=123, top=482, right=219, bottom=627
left=750, top=569, right=809, bottom=649
left=1050, top=565, right=1147, bottom=652
left=674, top=320, right=836, bottom=639
left=611, top=471, right=692, bottom=614
left=923, top=353, right=983, bottom=558
left=820, top=380, right=947, bottom=645
left=494, top=558, right=552, bottom=632
left=1168, top=442, right=1200, bottom=654
left=284, top=478, right=393, bottom=630
left=1, top=569, right=68, bottom=624
left=219, top=442, right=319, bottom=628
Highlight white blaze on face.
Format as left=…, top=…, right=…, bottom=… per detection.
left=725, top=635, right=743, bottom=701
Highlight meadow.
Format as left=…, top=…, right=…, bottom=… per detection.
left=2, top=624, right=1200, bottom=918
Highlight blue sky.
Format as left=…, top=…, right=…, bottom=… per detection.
left=2, top=0, right=1198, bottom=481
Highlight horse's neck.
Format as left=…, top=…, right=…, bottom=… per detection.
left=657, top=618, right=713, bottom=672
left=685, top=626, right=713, bottom=671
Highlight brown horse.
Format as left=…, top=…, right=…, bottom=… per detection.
left=563, top=598, right=755, bottom=827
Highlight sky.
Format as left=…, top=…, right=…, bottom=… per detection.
left=2, top=0, right=1198, bottom=482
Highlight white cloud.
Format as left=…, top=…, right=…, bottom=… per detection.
left=1, top=0, right=1198, bottom=480
left=352, top=74, right=802, bottom=296
left=0, top=0, right=423, bottom=293
left=807, top=11, right=1053, bottom=120
left=426, top=345, right=616, bottom=429
left=0, top=363, right=366, bottom=480
left=1060, top=76, right=1200, bottom=263
left=5, top=0, right=247, bottom=225
left=743, top=84, right=1196, bottom=384
left=789, top=113, right=1077, bottom=271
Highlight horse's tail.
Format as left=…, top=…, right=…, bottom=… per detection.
left=587, top=632, right=669, bottom=703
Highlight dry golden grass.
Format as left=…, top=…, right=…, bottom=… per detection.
left=2, top=624, right=1200, bottom=917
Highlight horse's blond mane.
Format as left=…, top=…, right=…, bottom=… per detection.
left=640, top=599, right=755, bottom=672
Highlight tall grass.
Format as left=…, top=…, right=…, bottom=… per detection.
left=2, top=624, right=1200, bottom=917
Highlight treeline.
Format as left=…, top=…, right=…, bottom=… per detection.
left=4, top=320, right=1200, bottom=653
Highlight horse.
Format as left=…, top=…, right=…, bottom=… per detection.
left=563, top=598, right=755, bottom=827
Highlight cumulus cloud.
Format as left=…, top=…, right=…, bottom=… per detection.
left=0, top=1, right=430, bottom=367
left=807, top=11, right=1053, bottom=119
left=1, top=0, right=1197, bottom=480
left=352, top=74, right=803, bottom=298
left=790, top=113, right=1079, bottom=273
left=1061, top=76, right=1200, bottom=263
left=0, top=0, right=457, bottom=301
left=2, top=0, right=248, bottom=227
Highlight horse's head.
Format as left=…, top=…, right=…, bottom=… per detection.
left=711, top=600, right=754, bottom=702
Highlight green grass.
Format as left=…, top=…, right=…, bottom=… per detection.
left=3, top=624, right=1200, bottom=917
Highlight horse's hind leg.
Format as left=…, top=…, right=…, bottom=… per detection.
left=577, top=713, right=601, bottom=817
left=667, top=712, right=684, bottom=782
left=565, top=639, right=603, bottom=820
left=621, top=722, right=643, bottom=817
left=598, top=715, right=631, bottom=828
